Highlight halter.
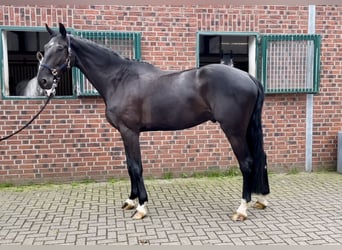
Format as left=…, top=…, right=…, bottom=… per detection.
left=36, top=35, right=72, bottom=96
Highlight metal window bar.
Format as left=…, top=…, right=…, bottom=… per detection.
left=74, top=31, right=141, bottom=96
left=262, top=34, right=321, bottom=94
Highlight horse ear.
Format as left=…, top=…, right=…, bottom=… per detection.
left=45, top=23, right=55, bottom=36
left=59, top=23, right=67, bottom=38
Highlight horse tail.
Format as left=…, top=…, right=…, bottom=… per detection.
left=247, top=75, right=270, bottom=195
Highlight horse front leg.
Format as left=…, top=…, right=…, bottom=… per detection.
left=120, top=128, right=148, bottom=219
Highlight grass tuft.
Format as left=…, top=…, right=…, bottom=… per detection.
left=0, top=183, right=14, bottom=189
left=287, top=167, right=299, bottom=175
left=162, top=172, right=173, bottom=179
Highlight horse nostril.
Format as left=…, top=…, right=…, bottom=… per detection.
left=39, top=78, right=47, bottom=87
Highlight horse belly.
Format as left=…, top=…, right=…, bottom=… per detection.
left=141, top=113, right=213, bottom=132
left=141, top=95, right=213, bottom=131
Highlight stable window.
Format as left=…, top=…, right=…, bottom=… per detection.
left=197, top=32, right=321, bottom=94
left=0, top=27, right=73, bottom=98
left=0, top=26, right=141, bottom=99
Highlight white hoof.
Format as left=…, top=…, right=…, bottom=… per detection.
left=232, top=199, right=248, bottom=221
left=122, top=198, right=136, bottom=210
left=252, top=201, right=267, bottom=209
left=253, top=196, right=268, bottom=209
left=132, top=203, right=147, bottom=220
left=231, top=212, right=247, bottom=221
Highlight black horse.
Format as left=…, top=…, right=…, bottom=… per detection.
left=37, top=23, right=269, bottom=221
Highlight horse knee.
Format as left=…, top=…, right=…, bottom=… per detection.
left=239, top=157, right=253, bottom=175
left=130, top=165, right=143, bottom=181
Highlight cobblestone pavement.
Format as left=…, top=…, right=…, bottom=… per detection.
left=0, top=172, right=341, bottom=245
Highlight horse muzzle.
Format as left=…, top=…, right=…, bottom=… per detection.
left=36, top=75, right=57, bottom=97
left=44, top=79, right=58, bottom=97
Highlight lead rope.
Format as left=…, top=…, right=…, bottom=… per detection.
left=0, top=93, right=54, bottom=142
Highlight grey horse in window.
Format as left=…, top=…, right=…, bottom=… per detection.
left=15, top=76, right=45, bottom=97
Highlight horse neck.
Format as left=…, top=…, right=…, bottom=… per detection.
left=70, top=36, right=127, bottom=98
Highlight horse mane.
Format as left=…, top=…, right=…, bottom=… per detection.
left=72, top=34, right=190, bottom=73
left=73, top=34, right=156, bottom=68
left=72, top=34, right=127, bottom=60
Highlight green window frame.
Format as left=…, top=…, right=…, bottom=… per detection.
left=74, top=30, right=141, bottom=96
left=0, top=26, right=141, bottom=99
left=196, top=32, right=321, bottom=94
left=261, top=34, right=321, bottom=94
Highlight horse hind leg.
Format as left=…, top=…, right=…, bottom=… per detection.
left=221, top=127, right=254, bottom=221
left=226, top=132, right=269, bottom=220
left=232, top=195, right=268, bottom=221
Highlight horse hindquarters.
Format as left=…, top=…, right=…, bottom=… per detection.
left=206, top=69, right=269, bottom=220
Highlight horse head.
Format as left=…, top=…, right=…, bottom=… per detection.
left=36, top=23, right=73, bottom=96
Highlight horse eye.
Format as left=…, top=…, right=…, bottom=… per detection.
left=57, top=45, right=64, bottom=50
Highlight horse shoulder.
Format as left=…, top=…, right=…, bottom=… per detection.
left=105, top=80, right=144, bottom=131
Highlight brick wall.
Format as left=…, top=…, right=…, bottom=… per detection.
left=313, top=5, right=342, bottom=167
left=0, top=5, right=340, bottom=184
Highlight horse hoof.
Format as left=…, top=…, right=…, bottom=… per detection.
left=131, top=210, right=146, bottom=220
left=131, top=203, right=147, bottom=220
left=231, top=213, right=247, bottom=221
left=122, top=199, right=136, bottom=210
left=252, top=201, right=267, bottom=210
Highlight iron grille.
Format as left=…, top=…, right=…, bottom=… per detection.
left=261, top=34, right=321, bottom=94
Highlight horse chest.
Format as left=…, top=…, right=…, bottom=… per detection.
left=105, top=94, right=142, bottom=130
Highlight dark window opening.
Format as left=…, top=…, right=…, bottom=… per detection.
left=198, top=33, right=257, bottom=77
left=5, top=30, right=72, bottom=97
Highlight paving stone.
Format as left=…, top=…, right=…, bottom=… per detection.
left=0, top=172, right=341, bottom=245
